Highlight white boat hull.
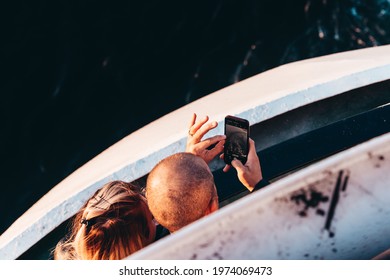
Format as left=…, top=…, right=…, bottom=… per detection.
left=129, top=132, right=390, bottom=260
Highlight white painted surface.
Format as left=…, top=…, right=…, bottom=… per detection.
left=128, top=132, right=390, bottom=260
left=1, top=45, right=390, bottom=259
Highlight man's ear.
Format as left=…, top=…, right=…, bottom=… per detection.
left=205, top=197, right=219, bottom=215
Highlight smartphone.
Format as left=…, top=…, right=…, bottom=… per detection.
left=224, top=115, right=250, bottom=165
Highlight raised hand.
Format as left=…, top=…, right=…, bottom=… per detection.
left=186, top=113, right=226, bottom=164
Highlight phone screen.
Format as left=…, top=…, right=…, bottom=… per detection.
left=224, top=115, right=249, bottom=165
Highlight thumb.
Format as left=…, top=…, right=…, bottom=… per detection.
left=231, top=158, right=244, bottom=171
left=231, top=159, right=246, bottom=186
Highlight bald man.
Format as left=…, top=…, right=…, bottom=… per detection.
left=146, top=152, right=219, bottom=233
left=146, top=113, right=266, bottom=233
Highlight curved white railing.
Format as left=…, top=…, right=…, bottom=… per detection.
left=1, top=45, right=390, bottom=259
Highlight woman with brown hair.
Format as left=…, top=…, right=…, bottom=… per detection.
left=54, top=180, right=158, bottom=260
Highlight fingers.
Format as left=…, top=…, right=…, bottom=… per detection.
left=196, top=135, right=226, bottom=150
left=213, top=137, right=225, bottom=150
left=188, top=113, right=197, bottom=129
left=205, top=138, right=225, bottom=160
left=187, top=113, right=220, bottom=141
left=231, top=158, right=245, bottom=173
left=192, top=120, right=217, bottom=142
left=219, top=153, right=230, bottom=172
left=188, top=115, right=209, bottom=137
left=193, top=136, right=225, bottom=163
left=231, top=158, right=253, bottom=191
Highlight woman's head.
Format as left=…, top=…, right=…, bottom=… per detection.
left=54, top=180, right=155, bottom=260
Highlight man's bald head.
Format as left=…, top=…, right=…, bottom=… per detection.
left=146, top=152, right=218, bottom=232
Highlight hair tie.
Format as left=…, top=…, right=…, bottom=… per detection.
left=81, top=217, right=97, bottom=227
left=80, top=218, right=89, bottom=226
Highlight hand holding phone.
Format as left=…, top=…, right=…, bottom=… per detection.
left=224, top=115, right=249, bottom=165
left=230, top=138, right=263, bottom=191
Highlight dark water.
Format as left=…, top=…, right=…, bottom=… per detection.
left=1, top=0, right=390, bottom=235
